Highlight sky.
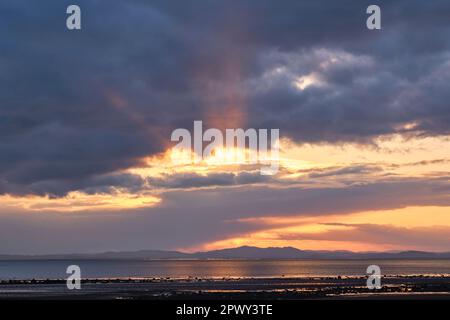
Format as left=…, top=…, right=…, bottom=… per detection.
left=0, top=0, right=449, bottom=254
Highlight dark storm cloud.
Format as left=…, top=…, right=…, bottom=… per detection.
left=149, top=173, right=236, bottom=189
left=145, top=164, right=382, bottom=190
left=306, top=164, right=383, bottom=179
left=1, top=0, right=449, bottom=195
left=0, top=171, right=146, bottom=197
left=148, top=171, right=272, bottom=189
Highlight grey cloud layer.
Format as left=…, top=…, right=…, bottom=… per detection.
left=1, top=0, right=450, bottom=195
left=0, top=177, right=449, bottom=254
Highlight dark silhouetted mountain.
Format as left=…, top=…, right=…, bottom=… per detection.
left=193, top=246, right=307, bottom=259
left=1, top=246, right=450, bottom=260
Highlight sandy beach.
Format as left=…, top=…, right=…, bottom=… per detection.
left=1, top=275, right=450, bottom=300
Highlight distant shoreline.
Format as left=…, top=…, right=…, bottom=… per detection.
left=2, top=246, right=450, bottom=260
left=2, top=274, right=450, bottom=282
left=3, top=257, right=450, bottom=262
left=1, top=275, right=450, bottom=300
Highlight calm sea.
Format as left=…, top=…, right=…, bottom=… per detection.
left=1, top=259, right=450, bottom=280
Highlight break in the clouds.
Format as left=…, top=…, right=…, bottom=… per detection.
left=280, top=223, right=450, bottom=252
left=0, top=0, right=450, bottom=195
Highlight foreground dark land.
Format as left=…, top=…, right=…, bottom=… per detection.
left=1, top=276, right=450, bottom=300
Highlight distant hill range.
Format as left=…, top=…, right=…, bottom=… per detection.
left=2, top=246, right=450, bottom=260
